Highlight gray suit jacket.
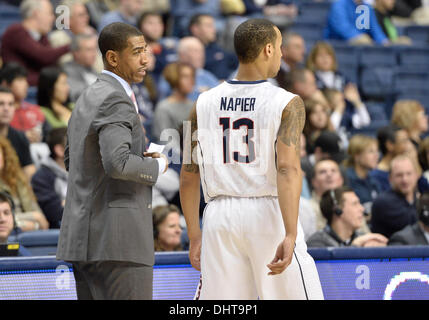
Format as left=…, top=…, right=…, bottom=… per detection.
left=388, top=223, right=429, bottom=246
left=57, top=73, right=159, bottom=266
left=63, top=61, right=98, bottom=102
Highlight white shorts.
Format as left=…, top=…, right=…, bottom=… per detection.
left=196, top=196, right=324, bottom=300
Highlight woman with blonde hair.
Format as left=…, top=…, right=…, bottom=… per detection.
left=391, top=100, right=428, bottom=148
left=344, top=135, right=382, bottom=215
left=0, top=136, right=48, bottom=231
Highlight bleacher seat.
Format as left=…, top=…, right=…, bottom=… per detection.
left=331, top=43, right=359, bottom=84
left=393, top=67, right=429, bottom=95
left=350, top=120, right=390, bottom=137
left=365, top=102, right=388, bottom=121
left=289, top=22, right=325, bottom=43
left=296, top=1, right=332, bottom=25
left=359, top=66, right=395, bottom=99
left=0, top=3, right=21, bottom=40
left=404, top=25, right=429, bottom=45
left=358, top=46, right=398, bottom=67
left=396, top=46, right=429, bottom=68
left=8, top=229, right=60, bottom=256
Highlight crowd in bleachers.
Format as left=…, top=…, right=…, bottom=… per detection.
left=0, top=0, right=429, bottom=255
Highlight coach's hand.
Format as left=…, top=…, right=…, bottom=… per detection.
left=267, top=236, right=295, bottom=276
left=189, top=233, right=202, bottom=271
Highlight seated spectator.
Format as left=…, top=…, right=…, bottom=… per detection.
left=63, top=34, right=99, bottom=103
left=0, top=0, right=70, bottom=86
left=37, top=67, right=72, bottom=130
left=370, top=124, right=410, bottom=192
left=391, top=100, right=428, bottom=150
left=388, top=191, right=429, bottom=245
left=0, top=192, right=32, bottom=256
left=157, top=37, right=219, bottom=102
left=285, top=68, right=330, bottom=107
left=0, top=63, right=49, bottom=144
left=374, top=0, right=413, bottom=44
left=152, top=62, right=195, bottom=153
left=418, top=136, right=429, bottom=184
left=306, top=42, right=348, bottom=92
left=274, top=32, right=306, bottom=89
left=189, top=13, right=238, bottom=81
left=303, top=99, right=335, bottom=154
left=153, top=204, right=183, bottom=251
left=49, top=0, right=102, bottom=72
left=344, top=135, right=382, bottom=215
left=323, top=86, right=370, bottom=133
left=307, top=187, right=388, bottom=247
left=324, top=0, right=389, bottom=45
left=0, top=87, right=36, bottom=180
left=371, top=155, right=419, bottom=238
left=97, top=0, right=145, bottom=33
left=0, top=136, right=48, bottom=231
left=137, top=11, right=178, bottom=83
left=31, top=128, right=68, bottom=229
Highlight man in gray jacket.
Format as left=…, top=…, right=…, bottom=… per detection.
left=56, top=22, right=168, bottom=300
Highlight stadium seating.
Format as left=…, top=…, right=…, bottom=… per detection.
left=403, top=25, right=429, bottom=45
left=289, top=21, right=325, bottom=43
left=0, top=3, right=20, bottom=40
left=296, top=1, right=332, bottom=25
left=330, top=43, right=360, bottom=84
left=396, top=46, right=429, bottom=69
left=8, top=230, right=60, bottom=256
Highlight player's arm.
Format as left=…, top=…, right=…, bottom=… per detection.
left=179, top=103, right=202, bottom=271
left=268, top=96, right=305, bottom=275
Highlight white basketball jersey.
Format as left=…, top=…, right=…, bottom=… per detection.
left=195, top=79, right=296, bottom=202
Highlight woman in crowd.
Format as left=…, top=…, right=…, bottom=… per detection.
left=391, top=99, right=428, bottom=149
left=303, top=98, right=335, bottom=154
left=153, top=204, right=183, bottom=252
left=343, top=135, right=382, bottom=217
left=37, top=66, right=72, bottom=131
left=0, top=136, right=48, bottom=231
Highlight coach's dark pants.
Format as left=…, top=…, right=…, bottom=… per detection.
left=71, top=261, right=153, bottom=300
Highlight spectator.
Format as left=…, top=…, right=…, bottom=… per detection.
left=31, top=128, right=68, bottom=229
left=285, top=68, right=330, bottom=107
left=0, top=136, right=48, bottom=232
left=0, top=63, right=49, bottom=144
left=137, top=11, right=178, bottom=83
left=388, top=190, right=429, bottom=245
left=37, top=67, right=72, bottom=130
left=63, top=34, right=99, bottom=103
left=344, top=135, right=382, bottom=215
left=152, top=62, right=195, bottom=151
left=418, top=136, right=429, bottom=183
left=153, top=204, right=183, bottom=252
left=0, top=0, right=70, bottom=86
left=323, top=86, right=370, bottom=133
left=371, top=155, right=419, bottom=238
left=274, top=32, right=306, bottom=89
left=324, top=0, right=389, bottom=45
left=370, top=124, right=411, bottom=192
left=189, top=13, right=238, bottom=80
left=306, top=41, right=348, bottom=92
left=307, top=187, right=388, bottom=247
left=157, top=37, right=219, bottom=102
left=97, top=0, right=145, bottom=33
left=49, top=0, right=102, bottom=72
left=0, top=192, right=32, bottom=256
left=391, top=100, right=428, bottom=149
left=374, top=0, right=413, bottom=44
left=303, top=99, right=335, bottom=155
left=0, top=87, right=36, bottom=180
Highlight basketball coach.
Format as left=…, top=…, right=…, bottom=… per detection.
left=56, top=22, right=168, bottom=300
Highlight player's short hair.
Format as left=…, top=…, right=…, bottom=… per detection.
left=98, top=22, right=143, bottom=64
left=233, top=18, right=278, bottom=64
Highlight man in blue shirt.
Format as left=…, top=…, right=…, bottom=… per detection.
left=98, top=0, right=144, bottom=33
left=324, top=0, right=389, bottom=45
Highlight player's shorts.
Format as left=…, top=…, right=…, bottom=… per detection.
left=196, top=196, right=324, bottom=300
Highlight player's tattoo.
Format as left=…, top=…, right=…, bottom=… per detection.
left=183, top=104, right=200, bottom=173
left=277, top=96, right=305, bottom=156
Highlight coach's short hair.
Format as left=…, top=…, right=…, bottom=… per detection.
left=98, top=22, right=143, bottom=64
left=233, top=18, right=278, bottom=64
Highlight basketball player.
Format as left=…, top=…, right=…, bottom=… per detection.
left=180, top=19, right=324, bottom=299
